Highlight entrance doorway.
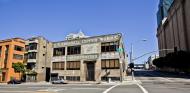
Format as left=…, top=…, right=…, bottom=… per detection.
left=86, top=62, right=95, bottom=81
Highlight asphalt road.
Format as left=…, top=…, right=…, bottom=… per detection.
left=0, top=70, right=190, bottom=93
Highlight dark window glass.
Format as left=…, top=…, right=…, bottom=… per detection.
left=67, top=46, right=81, bottom=55
left=66, top=76, right=80, bottom=81
left=101, top=42, right=119, bottom=52
left=29, top=43, right=37, bottom=50
left=66, top=61, right=80, bottom=70
left=0, top=46, right=2, bottom=56
left=14, top=45, right=24, bottom=51
left=25, top=45, right=29, bottom=51
left=13, top=54, right=23, bottom=60
left=101, top=59, right=119, bottom=69
left=52, top=62, right=64, bottom=70
left=53, top=47, right=65, bottom=56
left=28, top=52, right=37, bottom=59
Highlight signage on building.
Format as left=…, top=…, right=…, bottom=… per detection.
left=54, top=34, right=120, bottom=47
left=52, top=54, right=99, bottom=62
left=82, top=43, right=99, bottom=54
left=67, top=54, right=99, bottom=61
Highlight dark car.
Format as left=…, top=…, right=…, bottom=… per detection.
left=7, top=79, right=22, bottom=84
left=51, top=79, right=67, bottom=84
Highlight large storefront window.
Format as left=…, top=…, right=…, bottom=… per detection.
left=67, top=46, right=81, bottom=55
left=53, top=47, right=65, bottom=56
left=101, top=42, right=119, bottom=52
left=52, top=62, right=64, bottom=70
left=66, top=61, right=80, bottom=70
left=101, top=59, right=119, bottom=69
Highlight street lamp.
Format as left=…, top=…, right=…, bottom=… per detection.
left=130, top=39, right=147, bottom=80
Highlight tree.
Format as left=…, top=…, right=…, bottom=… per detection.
left=12, top=62, right=26, bottom=80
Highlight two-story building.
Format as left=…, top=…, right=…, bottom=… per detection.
left=51, top=33, right=127, bottom=82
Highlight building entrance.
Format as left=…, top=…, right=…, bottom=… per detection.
left=86, top=62, right=95, bottom=81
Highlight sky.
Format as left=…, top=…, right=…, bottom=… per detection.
left=0, top=0, right=159, bottom=64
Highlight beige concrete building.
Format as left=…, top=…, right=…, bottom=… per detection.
left=51, top=33, right=127, bottom=82
left=25, top=36, right=52, bottom=82
left=157, top=0, right=190, bottom=57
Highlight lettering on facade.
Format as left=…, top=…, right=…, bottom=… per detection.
left=67, top=54, right=99, bottom=61
left=53, top=34, right=120, bottom=47
left=82, top=43, right=99, bottom=54
left=101, top=52, right=120, bottom=59
left=52, top=54, right=99, bottom=62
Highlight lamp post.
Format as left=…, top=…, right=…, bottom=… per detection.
left=130, top=39, right=147, bottom=80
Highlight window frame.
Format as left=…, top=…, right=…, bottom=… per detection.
left=101, top=59, right=120, bottom=69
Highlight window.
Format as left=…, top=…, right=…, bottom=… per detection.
left=25, top=45, right=29, bottom=51
left=14, top=45, right=24, bottom=51
left=29, top=43, right=37, bottom=50
left=53, top=47, right=65, bottom=56
left=67, top=46, right=81, bottom=55
left=13, top=54, right=23, bottom=60
left=28, top=52, right=37, bottom=59
left=66, top=76, right=80, bottom=81
left=101, top=59, right=120, bottom=69
left=101, top=42, right=119, bottom=52
left=52, top=62, right=64, bottom=70
left=66, top=61, right=80, bottom=70
left=0, top=46, right=2, bottom=56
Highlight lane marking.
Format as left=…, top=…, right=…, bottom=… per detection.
left=37, top=88, right=66, bottom=92
left=136, top=83, right=148, bottom=93
left=102, top=84, right=120, bottom=93
left=72, top=88, right=103, bottom=90
left=0, top=91, right=32, bottom=93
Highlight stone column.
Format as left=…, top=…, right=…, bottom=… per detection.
left=95, top=58, right=101, bottom=83
left=80, top=60, right=85, bottom=82
left=64, top=46, right=67, bottom=80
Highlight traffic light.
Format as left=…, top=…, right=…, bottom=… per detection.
left=129, top=63, right=134, bottom=68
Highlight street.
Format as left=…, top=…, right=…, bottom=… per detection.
left=0, top=70, right=190, bottom=93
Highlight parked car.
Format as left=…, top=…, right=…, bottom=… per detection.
left=7, top=79, right=22, bottom=84
left=51, top=78, right=67, bottom=84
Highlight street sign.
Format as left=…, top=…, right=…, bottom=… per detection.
left=117, top=48, right=123, bottom=53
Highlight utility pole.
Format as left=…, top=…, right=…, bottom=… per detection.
left=130, top=43, right=134, bottom=80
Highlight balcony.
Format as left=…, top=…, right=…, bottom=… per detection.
left=28, top=39, right=38, bottom=44
left=28, top=50, right=38, bottom=52
left=27, top=59, right=37, bottom=63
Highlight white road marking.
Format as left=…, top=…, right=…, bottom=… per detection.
left=37, top=88, right=66, bottom=92
left=136, top=83, right=149, bottom=93
left=72, top=88, right=103, bottom=90
left=102, top=83, right=120, bottom=93
left=0, top=91, right=32, bottom=93
left=28, top=86, right=57, bottom=89
left=0, top=87, right=19, bottom=88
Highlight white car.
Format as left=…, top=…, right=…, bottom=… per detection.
left=51, top=79, right=67, bottom=84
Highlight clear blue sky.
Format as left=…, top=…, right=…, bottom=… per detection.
left=0, top=0, right=159, bottom=64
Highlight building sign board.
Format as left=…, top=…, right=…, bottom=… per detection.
left=82, top=43, right=100, bottom=54
left=52, top=54, right=99, bottom=62
left=53, top=34, right=120, bottom=47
